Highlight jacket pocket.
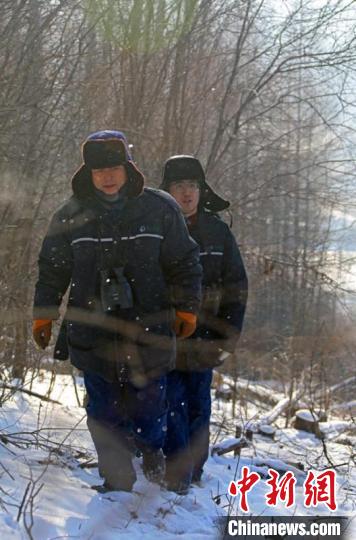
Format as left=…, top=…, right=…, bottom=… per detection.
left=67, top=322, right=98, bottom=350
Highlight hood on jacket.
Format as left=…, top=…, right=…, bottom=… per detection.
left=71, top=130, right=144, bottom=199
left=160, top=155, right=229, bottom=213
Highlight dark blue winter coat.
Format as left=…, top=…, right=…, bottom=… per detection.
left=176, top=210, right=248, bottom=370
left=34, top=182, right=202, bottom=383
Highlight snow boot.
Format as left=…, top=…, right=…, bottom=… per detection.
left=91, top=481, right=132, bottom=493
left=165, top=452, right=192, bottom=495
left=142, top=448, right=166, bottom=484
left=165, top=477, right=190, bottom=496
left=191, top=468, right=203, bottom=484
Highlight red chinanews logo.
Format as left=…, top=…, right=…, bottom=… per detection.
left=228, top=467, right=337, bottom=513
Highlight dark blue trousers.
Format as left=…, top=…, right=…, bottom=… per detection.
left=164, top=369, right=213, bottom=485
left=84, top=372, right=167, bottom=490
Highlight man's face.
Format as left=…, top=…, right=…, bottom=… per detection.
left=169, top=179, right=200, bottom=217
left=92, top=165, right=127, bottom=195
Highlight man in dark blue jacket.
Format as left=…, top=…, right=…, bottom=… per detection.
left=33, top=133, right=202, bottom=493
left=161, top=155, right=248, bottom=494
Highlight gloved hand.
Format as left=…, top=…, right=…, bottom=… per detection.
left=33, top=319, right=52, bottom=349
left=174, top=311, right=197, bottom=339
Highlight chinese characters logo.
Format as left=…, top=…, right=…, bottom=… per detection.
left=228, top=467, right=337, bottom=513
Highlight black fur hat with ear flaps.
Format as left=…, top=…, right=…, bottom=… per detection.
left=160, top=155, right=229, bottom=212
left=71, top=130, right=144, bottom=200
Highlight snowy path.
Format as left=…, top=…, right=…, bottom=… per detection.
left=0, top=374, right=355, bottom=539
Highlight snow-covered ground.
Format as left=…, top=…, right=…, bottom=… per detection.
left=0, top=372, right=355, bottom=539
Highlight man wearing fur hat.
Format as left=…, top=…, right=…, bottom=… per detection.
left=33, top=132, right=202, bottom=493
left=161, top=155, right=248, bottom=494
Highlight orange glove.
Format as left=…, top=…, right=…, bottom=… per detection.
left=33, top=319, right=52, bottom=349
left=174, top=311, right=197, bottom=339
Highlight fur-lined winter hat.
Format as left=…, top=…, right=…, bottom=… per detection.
left=160, top=155, right=229, bottom=212
left=71, top=130, right=144, bottom=199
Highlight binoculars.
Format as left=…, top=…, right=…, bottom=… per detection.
left=100, top=267, right=134, bottom=312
